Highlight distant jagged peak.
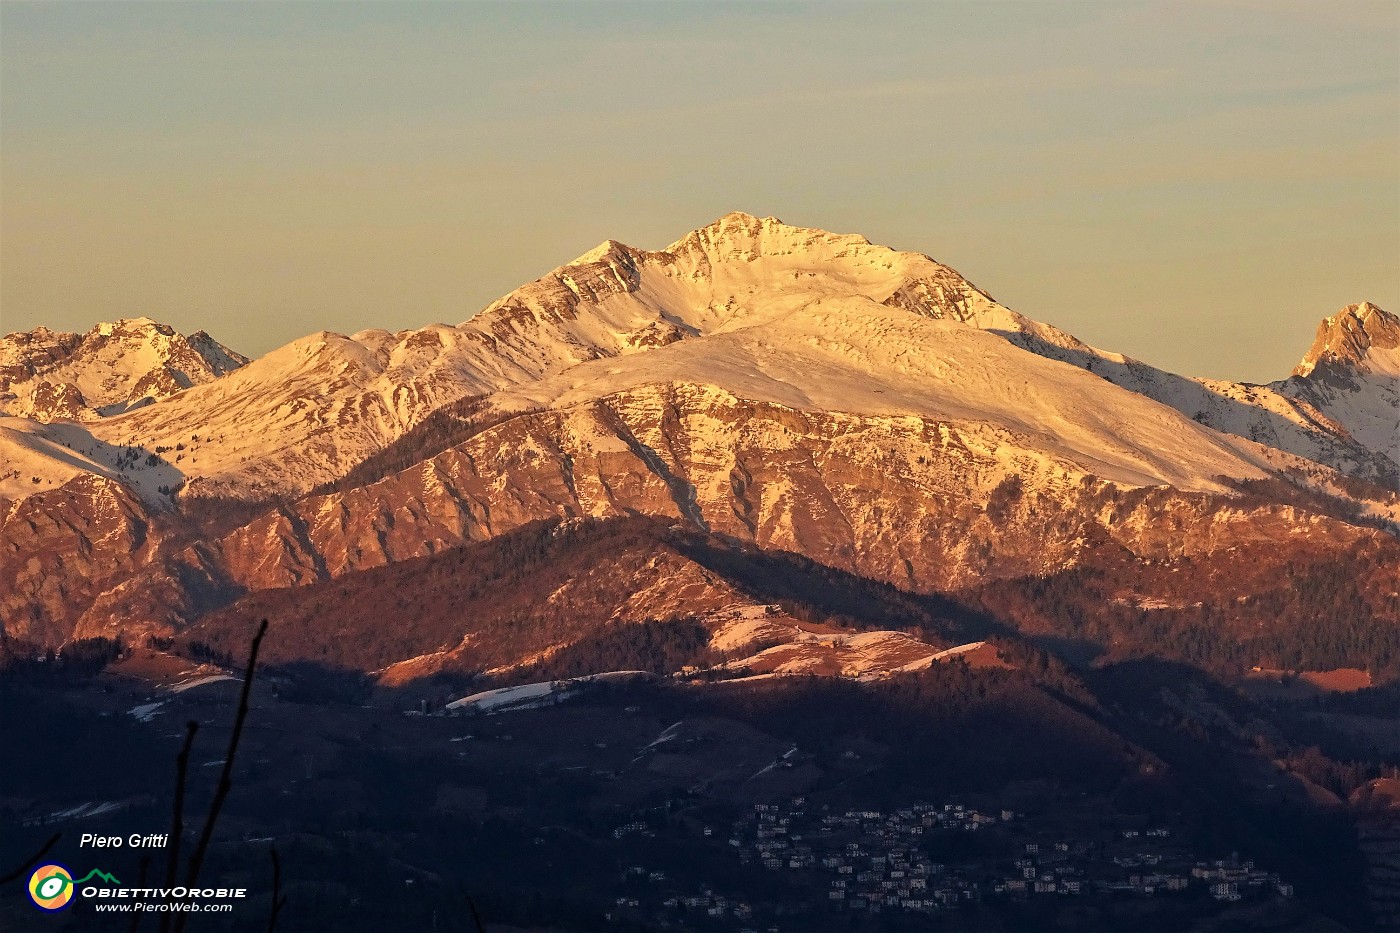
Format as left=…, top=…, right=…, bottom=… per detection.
left=691, top=208, right=778, bottom=234
left=83, top=317, right=245, bottom=363
left=3, top=316, right=247, bottom=368
left=1293, top=302, right=1399, bottom=378
left=541, top=211, right=954, bottom=292
left=554, top=212, right=848, bottom=278
left=0, top=317, right=249, bottom=422
left=677, top=209, right=868, bottom=245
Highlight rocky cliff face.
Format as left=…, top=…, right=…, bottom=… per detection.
left=61, top=384, right=1385, bottom=651
left=0, top=475, right=168, bottom=647
left=1293, top=303, right=1400, bottom=378
left=1276, top=303, right=1400, bottom=473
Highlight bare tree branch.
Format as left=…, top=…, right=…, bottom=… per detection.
left=128, top=855, right=151, bottom=933
left=466, top=891, right=487, bottom=933
left=159, top=720, right=199, bottom=933
left=174, top=618, right=268, bottom=933
left=266, top=845, right=288, bottom=933
left=0, top=831, right=61, bottom=886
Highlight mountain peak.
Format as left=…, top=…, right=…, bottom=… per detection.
left=0, top=318, right=248, bottom=422
left=665, top=211, right=876, bottom=257
left=1293, top=302, right=1400, bottom=378
left=95, top=316, right=166, bottom=334
left=701, top=210, right=780, bottom=233
left=719, top=209, right=770, bottom=223
left=476, top=212, right=1018, bottom=362
left=573, top=238, right=637, bottom=266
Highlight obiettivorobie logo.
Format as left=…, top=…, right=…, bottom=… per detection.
left=28, top=863, right=121, bottom=912
left=26, top=862, right=249, bottom=915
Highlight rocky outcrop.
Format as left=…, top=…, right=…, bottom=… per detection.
left=0, top=475, right=168, bottom=647
left=1276, top=303, right=1400, bottom=473
left=1293, top=303, right=1400, bottom=379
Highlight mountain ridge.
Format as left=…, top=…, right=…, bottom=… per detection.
left=2, top=212, right=1397, bottom=674
left=3, top=212, right=1394, bottom=504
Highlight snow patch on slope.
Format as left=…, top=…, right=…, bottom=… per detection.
left=0, top=418, right=122, bottom=498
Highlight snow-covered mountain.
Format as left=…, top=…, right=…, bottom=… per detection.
left=3, top=212, right=1397, bottom=660
left=6, top=212, right=1389, bottom=506
left=0, top=317, right=247, bottom=422
left=50, top=213, right=1033, bottom=501
left=477, top=212, right=1395, bottom=487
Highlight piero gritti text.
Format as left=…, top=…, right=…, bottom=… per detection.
left=80, top=833, right=170, bottom=848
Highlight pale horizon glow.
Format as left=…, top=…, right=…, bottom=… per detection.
left=2, top=1, right=1396, bottom=382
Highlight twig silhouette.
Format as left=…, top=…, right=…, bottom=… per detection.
left=0, top=831, right=61, bottom=885
left=465, top=891, right=487, bottom=933
left=267, top=845, right=288, bottom=933
left=128, top=855, right=151, bottom=933
left=158, top=720, right=199, bottom=933
left=173, top=618, right=268, bottom=933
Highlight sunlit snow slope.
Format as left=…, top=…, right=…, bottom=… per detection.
left=4, top=212, right=1395, bottom=504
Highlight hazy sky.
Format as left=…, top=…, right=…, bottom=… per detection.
left=2, top=1, right=1396, bottom=382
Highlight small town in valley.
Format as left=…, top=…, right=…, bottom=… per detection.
left=605, top=796, right=1295, bottom=929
